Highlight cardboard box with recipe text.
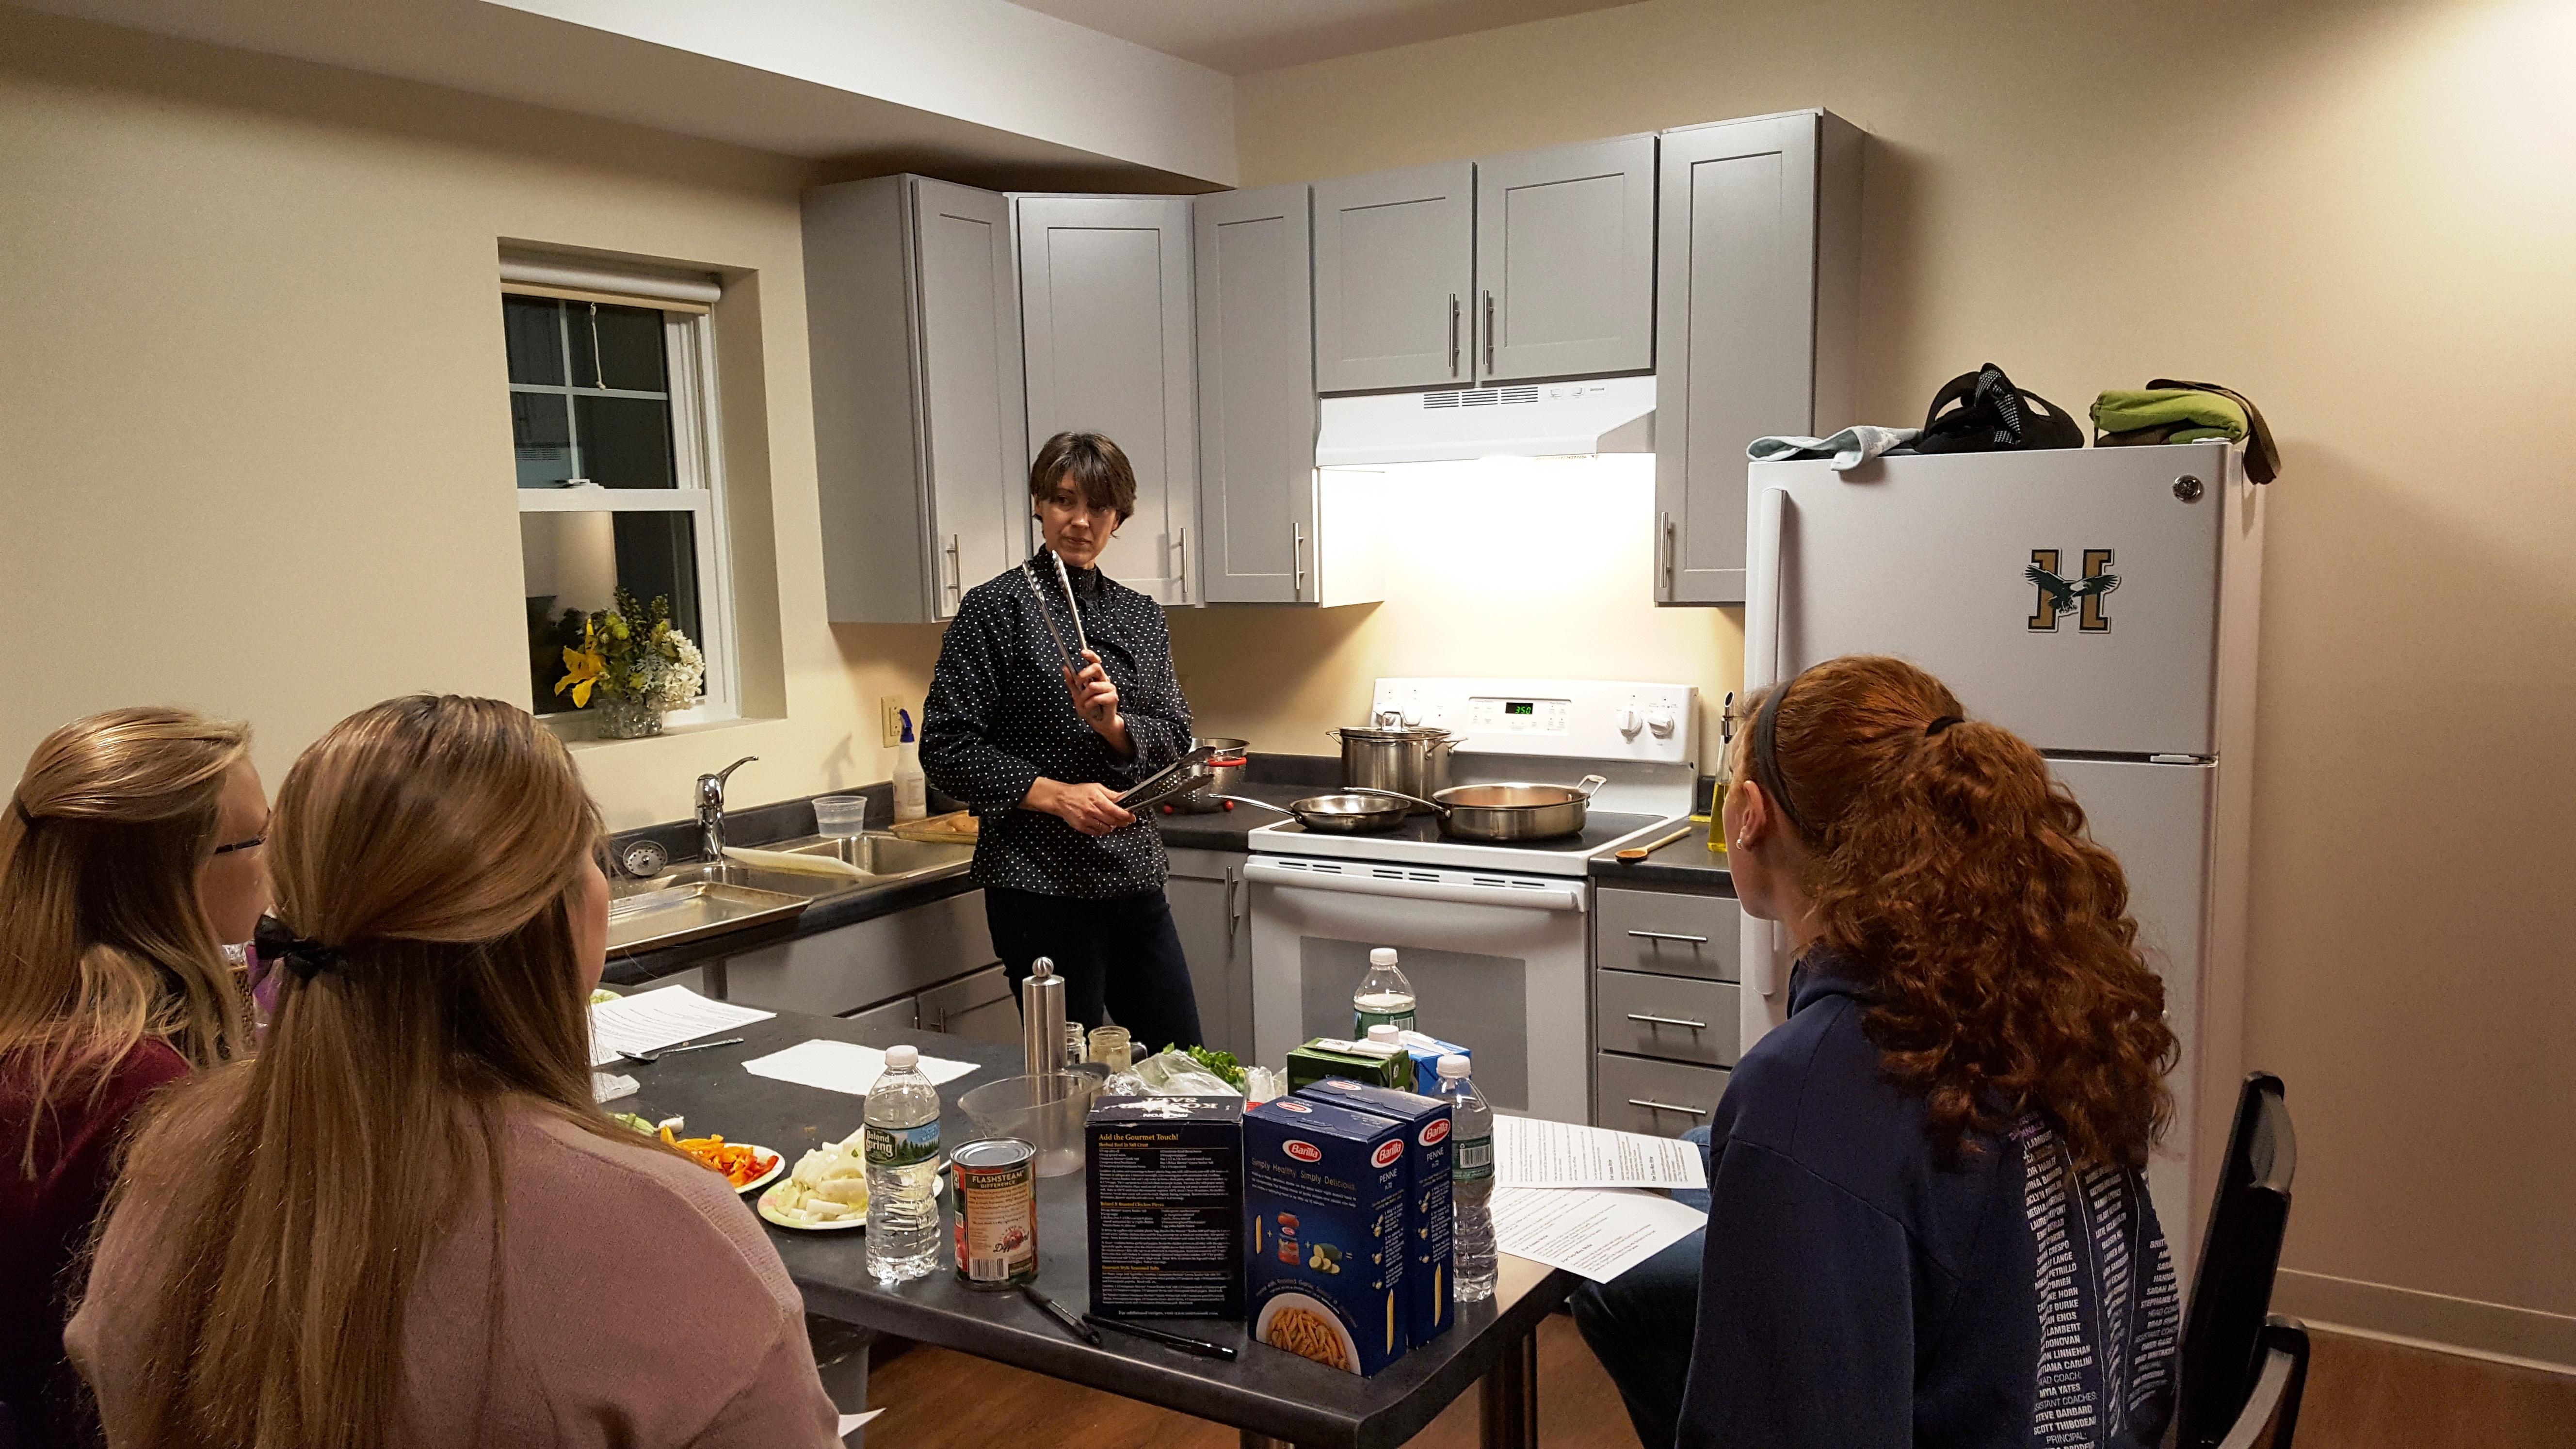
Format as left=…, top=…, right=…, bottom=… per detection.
left=1084, top=1095, right=1244, bottom=1320
left=1243, top=1097, right=1408, bottom=1375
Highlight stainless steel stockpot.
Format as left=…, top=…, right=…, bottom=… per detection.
left=1327, top=724, right=1464, bottom=810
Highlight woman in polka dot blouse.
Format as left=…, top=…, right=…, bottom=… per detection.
left=919, top=432, right=1204, bottom=1051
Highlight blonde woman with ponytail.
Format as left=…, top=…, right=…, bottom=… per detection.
left=1, top=708, right=266, bottom=1449
left=67, top=696, right=840, bottom=1449
left=1672, top=655, right=2183, bottom=1449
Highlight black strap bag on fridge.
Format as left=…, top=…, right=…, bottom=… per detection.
left=1900, top=362, right=2086, bottom=453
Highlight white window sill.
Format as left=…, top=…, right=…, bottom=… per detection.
left=546, top=710, right=772, bottom=752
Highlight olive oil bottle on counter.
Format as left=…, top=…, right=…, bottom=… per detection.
left=1352, top=948, right=1416, bottom=1035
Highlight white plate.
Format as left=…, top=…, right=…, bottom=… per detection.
left=756, top=1171, right=943, bottom=1232
left=728, top=1144, right=787, bottom=1196
left=1255, top=1291, right=1362, bottom=1374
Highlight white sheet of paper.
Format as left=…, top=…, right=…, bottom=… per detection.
left=587, top=985, right=776, bottom=1067
left=1493, top=1114, right=1708, bottom=1191
left=1490, top=1185, right=1707, bottom=1284
left=741, top=1038, right=981, bottom=1096
left=838, top=1408, right=885, bottom=1437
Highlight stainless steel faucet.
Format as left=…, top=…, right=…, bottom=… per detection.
left=696, top=756, right=757, bottom=863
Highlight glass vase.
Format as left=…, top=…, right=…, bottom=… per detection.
left=594, top=696, right=664, bottom=739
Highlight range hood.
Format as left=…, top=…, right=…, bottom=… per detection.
left=1316, top=375, right=1656, bottom=466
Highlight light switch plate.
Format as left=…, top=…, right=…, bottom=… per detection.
left=879, top=698, right=903, bottom=748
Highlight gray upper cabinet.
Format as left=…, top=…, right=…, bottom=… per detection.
left=1313, top=162, right=1474, bottom=394
left=1653, top=110, right=1862, bottom=605
left=803, top=175, right=1027, bottom=623
left=1194, top=183, right=1318, bottom=605
left=1016, top=195, right=1199, bottom=606
left=1474, top=134, right=1656, bottom=384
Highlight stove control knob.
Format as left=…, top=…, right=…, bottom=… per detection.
left=1646, top=706, right=1677, bottom=739
left=1616, top=707, right=1643, bottom=739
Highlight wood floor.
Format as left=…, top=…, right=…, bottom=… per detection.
left=858, top=1315, right=2576, bottom=1449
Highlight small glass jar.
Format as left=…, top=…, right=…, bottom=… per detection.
left=1087, top=1025, right=1133, bottom=1072
left=1063, top=1021, right=1086, bottom=1070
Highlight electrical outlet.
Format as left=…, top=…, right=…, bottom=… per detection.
left=880, top=698, right=903, bottom=748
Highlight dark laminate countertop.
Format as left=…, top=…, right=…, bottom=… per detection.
left=618, top=1013, right=1575, bottom=1449
left=1587, top=816, right=1734, bottom=891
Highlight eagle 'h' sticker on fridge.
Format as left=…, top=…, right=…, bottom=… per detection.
left=2026, top=548, right=2120, bottom=632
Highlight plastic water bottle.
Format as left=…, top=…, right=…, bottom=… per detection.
left=1437, top=1054, right=1496, bottom=1302
left=864, top=1045, right=943, bottom=1283
left=1353, top=947, right=1417, bottom=1036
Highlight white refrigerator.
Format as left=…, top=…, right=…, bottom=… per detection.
left=1739, top=439, right=2265, bottom=1257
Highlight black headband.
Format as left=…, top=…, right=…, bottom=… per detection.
left=9, top=795, right=34, bottom=829
left=253, top=916, right=350, bottom=983
left=1747, top=672, right=1817, bottom=841
left=1926, top=715, right=1963, bottom=736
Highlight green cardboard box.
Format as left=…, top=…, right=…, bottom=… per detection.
left=1286, top=1037, right=1414, bottom=1094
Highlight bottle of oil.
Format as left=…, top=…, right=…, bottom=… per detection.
left=1352, top=947, right=1417, bottom=1035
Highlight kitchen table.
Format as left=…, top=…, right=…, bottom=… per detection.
left=615, top=1012, right=1574, bottom=1449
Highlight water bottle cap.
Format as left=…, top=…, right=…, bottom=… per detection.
left=886, top=1045, right=918, bottom=1070
left=1366, top=1025, right=1400, bottom=1044
left=1369, top=948, right=1399, bottom=966
left=1437, top=1054, right=1470, bottom=1077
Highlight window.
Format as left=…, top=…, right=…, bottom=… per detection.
left=505, top=266, right=737, bottom=727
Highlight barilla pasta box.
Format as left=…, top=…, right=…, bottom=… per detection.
left=1284, top=1036, right=1412, bottom=1095
left=1393, top=1031, right=1469, bottom=1098
left=1243, top=1097, right=1409, bottom=1375
left=1295, top=1078, right=1455, bottom=1346
left=1085, top=1095, right=1245, bottom=1320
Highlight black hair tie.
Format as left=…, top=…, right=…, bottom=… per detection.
left=1925, top=715, right=1964, bottom=737
left=9, top=795, right=36, bottom=828
left=253, top=916, right=350, bottom=983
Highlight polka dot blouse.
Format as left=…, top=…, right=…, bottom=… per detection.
left=919, top=548, right=1193, bottom=900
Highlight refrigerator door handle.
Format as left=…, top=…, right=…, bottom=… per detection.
left=1743, top=484, right=1792, bottom=1003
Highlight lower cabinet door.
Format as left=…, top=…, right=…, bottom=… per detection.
left=1164, top=863, right=1247, bottom=1060
left=919, top=963, right=1018, bottom=1043
left=1594, top=1052, right=1729, bottom=1137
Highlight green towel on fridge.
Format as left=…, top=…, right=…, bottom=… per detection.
left=2090, top=388, right=2248, bottom=444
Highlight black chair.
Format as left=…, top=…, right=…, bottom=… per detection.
left=2174, top=1072, right=2309, bottom=1449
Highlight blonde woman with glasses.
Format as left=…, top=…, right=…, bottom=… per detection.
left=0, top=708, right=268, bottom=1449
left=67, top=695, right=840, bottom=1449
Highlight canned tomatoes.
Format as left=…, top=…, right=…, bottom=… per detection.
left=951, top=1138, right=1038, bottom=1288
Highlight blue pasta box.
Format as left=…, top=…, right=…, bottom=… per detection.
left=1295, top=1078, right=1455, bottom=1346
left=1393, top=1031, right=1469, bottom=1098
left=1243, top=1097, right=1409, bottom=1375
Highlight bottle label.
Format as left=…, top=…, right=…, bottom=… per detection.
left=864, top=1120, right=941, bottom=1168
left=1451, top=1133, right=1494, bottom=1183
left=1354, top=1006, right=1417, bottom=1035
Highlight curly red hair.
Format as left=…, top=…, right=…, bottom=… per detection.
left=1745, top=655, right=2176, bottom=1170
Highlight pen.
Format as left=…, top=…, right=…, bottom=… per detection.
left=1081, top=1313, right=1238, bottom=1361
left=1022, top=1285, right=1101, bottom=1345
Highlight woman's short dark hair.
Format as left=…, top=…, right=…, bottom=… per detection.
left=1029, top=432, right=1137, bottom=522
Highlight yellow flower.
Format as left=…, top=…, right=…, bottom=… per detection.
left=557, top=621, right=608, bottom=708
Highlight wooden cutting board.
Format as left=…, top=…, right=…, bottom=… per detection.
left=890, top=810, right=978, bottom=843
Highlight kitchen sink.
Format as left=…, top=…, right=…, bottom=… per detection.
left=605, top=880, right=808, bottom=954
left=604, top=831, right=973, bottom=957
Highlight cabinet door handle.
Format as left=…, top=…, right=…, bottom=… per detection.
left=1482, top=290, right=1496, bottom=372
left=944, top=533, right=963, bottom=613
left=1627, top=1097, right=1710, bottom=1118
left=1627, top=930, right=1709, bottom=944
left=1175, top=525, right=1188, bottom=603
left=1659, top=512, right=1677, bottom=600
left=1626, top=1012, right=1709, bottom=1030
left=1447, top=293, right=1460, bottom=377
left=1224, top=868, right=1240, bottom=955
left=1293, top=523, right=1307, bottom=600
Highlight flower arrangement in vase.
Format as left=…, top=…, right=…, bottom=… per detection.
left=553, top=589, right=706, bottom=738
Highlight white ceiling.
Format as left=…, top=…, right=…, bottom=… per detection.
left=1009, top=0, right=1646, bottom=75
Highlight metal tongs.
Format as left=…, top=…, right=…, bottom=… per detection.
left=1022, top=553, right=1108, bottom=727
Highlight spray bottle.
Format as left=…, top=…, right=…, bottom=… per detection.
left=894, top=708, right=928, bottom=823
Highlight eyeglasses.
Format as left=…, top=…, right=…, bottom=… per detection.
left=209, top=835, right=265, bottom=857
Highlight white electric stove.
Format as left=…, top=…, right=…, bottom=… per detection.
left=1249, top=678, right=1698, bottom=1124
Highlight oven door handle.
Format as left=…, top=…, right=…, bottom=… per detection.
left=1241, top=856, right=1587, bottom=913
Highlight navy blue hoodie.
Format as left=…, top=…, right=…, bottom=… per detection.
left=1676, top=951, right=2179, bottom=1449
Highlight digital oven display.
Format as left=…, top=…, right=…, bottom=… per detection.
left=1505, top=702, right=1534, bottom=716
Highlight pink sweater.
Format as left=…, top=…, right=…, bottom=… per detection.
left=68, top=1105, right=841, bottom=1448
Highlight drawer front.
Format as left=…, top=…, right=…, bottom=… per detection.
left=1594, top=1052, right=1729, bottom=1137
left=1594, top=968, right=1739, bottom=1067
left=840, top=994, right=918, bottom=1032
left=1595, top=887, right=1740, bottom=982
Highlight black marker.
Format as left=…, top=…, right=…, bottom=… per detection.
left=1022, top=1285, right=1101, bottom=1345
left=1082, top=1313, right=1238, bottom=1362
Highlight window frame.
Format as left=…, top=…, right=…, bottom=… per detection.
left=507, top=284, right=740, bottom=731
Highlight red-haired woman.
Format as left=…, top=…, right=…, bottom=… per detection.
left=1677, top=655, right=2181, bottom=1448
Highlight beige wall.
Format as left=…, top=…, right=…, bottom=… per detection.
left=0, top=13, right=947, bottom=831
left=1217, top=0, right=2576, bottom=1350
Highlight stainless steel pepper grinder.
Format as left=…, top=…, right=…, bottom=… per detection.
left=1021, top=957, right=1066, bottom=1077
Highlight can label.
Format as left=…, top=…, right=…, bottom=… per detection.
left=952, top=1139, right=1038, bottom=1288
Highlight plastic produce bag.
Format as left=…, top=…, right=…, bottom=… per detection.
left=1128, top=1048, right=1240, bottom=1097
